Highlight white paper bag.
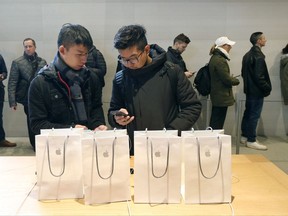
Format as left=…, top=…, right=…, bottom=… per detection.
left=81, top=131, right=130, bottom=204
left=40, top=127, right=84, bottom=135
left=36, top=133, right=83, bottom=200
left=134, top=130, right=182, bottom=204
left=182, top=133, right=231, bottom=204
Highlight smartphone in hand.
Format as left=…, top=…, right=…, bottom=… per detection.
left=114, top=111, right=129, bottom=117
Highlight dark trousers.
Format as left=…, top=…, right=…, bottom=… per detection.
left=0, top=87, right=5, bottom=141
left=209, top=106, right=228, bottom=130
left=241, top=95, right=264, bottom=142
left=23, top=103, right=35, bottom=151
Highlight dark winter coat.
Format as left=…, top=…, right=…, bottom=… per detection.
left=28, top=55, right=105, bottom=135
left=86, top=45, right=107, bottom=87
left=8, top=52, right=47, bottom=106
left=241, top=46, right=272, bottom=97
left=209, top=49, right=239, bottom=107
left=166, top=46, right=188, bottom=72
left=108, top=51, right=201, bottom=143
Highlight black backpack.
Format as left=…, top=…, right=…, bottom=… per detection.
left=193, top=64, right=210, bottom=96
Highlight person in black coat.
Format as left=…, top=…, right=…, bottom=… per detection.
left=240, top=32, right=272, bottom=150
left=166, top=33, right=195, bottom=78
left=108, top=25, right=202, bottom=155
left=28, top=23, right=107, bottom=138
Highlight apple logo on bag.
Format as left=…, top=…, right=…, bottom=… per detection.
left=205, top=149, right=211, bottom=157
left=103, top=150, right=109, bottom=158
left=55, top=148, right=61, bottom=155
left=155, top=151, right=161, bottom=157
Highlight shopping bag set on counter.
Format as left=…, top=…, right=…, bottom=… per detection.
left=35, top=128, right=232, bottom=205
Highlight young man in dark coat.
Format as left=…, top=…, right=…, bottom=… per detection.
left=28, top=23, right=107, bottom=137
left=108, top=25, right=202, bottom=155
left=241, top=32, right=272, bottom=150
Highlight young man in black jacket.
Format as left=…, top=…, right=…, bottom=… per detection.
left=28, top=23, right=107, bottom=137
left=166, top=33, right=195, bottom=78
left=240, top=32, right=272, bottom=150
left=108, top=25, right=202, bottom=155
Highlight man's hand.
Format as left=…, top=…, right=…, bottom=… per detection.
left=75, top=124, right=88, bottom=130
left=94, top=125, right=108, bottom=131
left=185, top=71, right=196, bottom=78
left=114, top=108, right=134, bottom=126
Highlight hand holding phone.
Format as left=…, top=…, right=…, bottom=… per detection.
left=115, top=111, right=129, bottom=117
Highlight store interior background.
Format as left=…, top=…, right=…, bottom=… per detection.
left=0, top=0, right=288, bottom=146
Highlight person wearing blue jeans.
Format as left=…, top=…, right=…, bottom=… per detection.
left=240, top=32, right=272, bottom=150
left=241, top=96, right=264, bottom=142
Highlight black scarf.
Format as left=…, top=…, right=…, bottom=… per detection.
left=53, top=53, right=88, bottom=123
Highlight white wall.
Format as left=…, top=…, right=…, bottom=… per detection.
left=0, top=0, right=287, bottom=138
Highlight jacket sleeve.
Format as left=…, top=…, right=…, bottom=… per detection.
left=168, top=69, right=202, bottom=130
left=8, top=60, right=19, bottom=107
left=0, top=55, right=7, bottom=78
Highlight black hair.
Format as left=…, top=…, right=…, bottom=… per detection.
left=114, top=24, right=147, bottom=51
left=57, top=23, right=93, bottom=50
left=23, top=38, right=36, bottom=47
left=173, top=33, right=191, bottom=45
left=250, top=32, right=263, bottom=45
left=282, top=44, right=288, bottom=54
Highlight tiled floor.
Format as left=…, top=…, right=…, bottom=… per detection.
left=1, top=136, right=288, bottom=174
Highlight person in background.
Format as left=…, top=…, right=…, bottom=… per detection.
left=208, top=36, right=240, bottom=130
left=28, top=23, right=107, bottom=137
left=166, top=33, right=195, bottom=78
left=108, top=24, right=202, bottom=155
left=280, top=44, right=288, bottom=105
left=0, top=54, right=16, bottom=147
left=241, top=32, right=272, bottom=150
left=86, top=44, right=107, bottom=87
left=8, top=38, right=47, bottom=151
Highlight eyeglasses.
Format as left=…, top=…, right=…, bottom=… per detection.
left=118, top=51, right=144, bottom=65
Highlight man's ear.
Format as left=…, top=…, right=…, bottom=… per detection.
left=59, top=45, right=65, bottom=55
left=144, top=44, right=150, bottom=55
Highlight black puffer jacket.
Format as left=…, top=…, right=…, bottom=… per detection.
left=86, top=45, right=107, bottom=87
left=108, top=51, right=201, bottom=144
left=8, top=52, right=47, bottom=106
left=241, top=46, right=272, bottom=97
left=28, top=56, right=105, bottom=135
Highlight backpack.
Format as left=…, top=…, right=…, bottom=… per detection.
left=193, top=64, right=210, bottom=96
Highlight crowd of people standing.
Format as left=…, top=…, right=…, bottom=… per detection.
left=0, top=23, right=287, bottom=153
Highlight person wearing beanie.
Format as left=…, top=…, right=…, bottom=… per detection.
left=208, top=36, right=240, bottom=130
left=240, top=32, right=272, bottom=150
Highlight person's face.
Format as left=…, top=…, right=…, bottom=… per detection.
left=118, top=45, right=150, bottom=70
left=257, top=35, right=267, bottom=47
left=175, top=42, right=188, bottom=54
left=223, top=44, right=232, bottom=53
left=59, top=44, right=89, bottom=70
left=23, top=40, right=36, bottom=56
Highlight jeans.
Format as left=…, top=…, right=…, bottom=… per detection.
left=0, top=87, right=5, bottom=141
left=241, top=95, right=264, bottom=142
